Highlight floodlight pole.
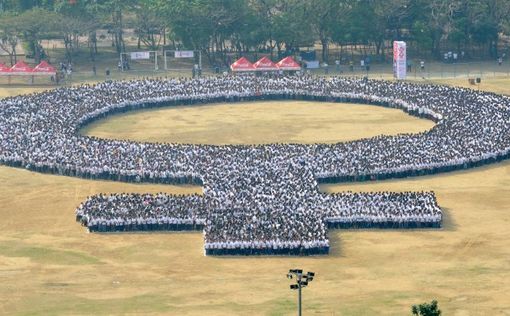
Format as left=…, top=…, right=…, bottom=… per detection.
left=298, top=279, right=302, bottom=316
left=287, top=269, right=315, bottom=316
left=164, top=50, right=168, bottom=70
left=199, top=50, right=202, bottom=71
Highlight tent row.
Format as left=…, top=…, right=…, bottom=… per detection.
left=230, top=56, right=301, bottom=72
left=0, top=60, right=56, bottom=76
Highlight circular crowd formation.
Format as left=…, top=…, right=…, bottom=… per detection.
left=1, top=75, right=509, bottom=255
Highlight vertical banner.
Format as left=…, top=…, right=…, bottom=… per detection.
left=393, top=41, right=407, bottom=80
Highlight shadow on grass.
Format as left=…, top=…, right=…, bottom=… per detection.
left=440, top=207, right=458, bottom=232
left=327, top=233, right=344, bottom=258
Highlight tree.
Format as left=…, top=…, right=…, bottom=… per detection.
left=229, top=6, right=266, bottom=57
left=53, top=0, right=101, bottom=62
left=159, top=0, right=260, bottom=65
left=249, top=0, right=276, bottom=58
left=374, top=0, right=410, bottom=55
left=0, top=13, right=20, bottom=65
left=94, top=0, right=136, bottom=54
left=0, top=0, right=53, bottom=13
left=131, top=0, right=167, bottom=50
left=271, top=0, right=314, bottom=57
left=16, top=8, right=59, bottom=62
left=0, top=0, right=509, bottom=62
left=411, top=300, right=442, bottom=316
left=305, top=0, right=346, bottom=62
left=478, top=0, right=510, bottom=57
left=57, top=16, right=97, bottom=62
left=158, top=0, right=217, bottom=52
left=424, top=0, right=462, bottom=58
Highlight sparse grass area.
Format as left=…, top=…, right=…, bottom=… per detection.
left=0, top=85, right=50, bottom=98
left=427, top=77, right=510, bottom=96
left=1, top=78, right=510, bottom=315
left=81, top=101, right=434, bottom=145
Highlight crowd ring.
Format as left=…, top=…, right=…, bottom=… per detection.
left=1, top=75, right=509, bottom=256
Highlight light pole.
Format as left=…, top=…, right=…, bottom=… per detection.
left=287, top=269, right=315, bottom=316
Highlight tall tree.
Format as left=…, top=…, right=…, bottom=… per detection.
left=479, top=0, right=510, bottom=57
left=271, top=0, right=314, bottom=56
left=305, top=0, right=344, bottom=62
left=425, top=0, right=462, bottom=58
left=249, top=0, right=277, bottom=58
left=0, top=13, right=20, bottom=65
left=133, top=0, right=166, bottom=50
left=16, top=8, right=59, bottom=62
left=53, top=0, right=98, bottom=62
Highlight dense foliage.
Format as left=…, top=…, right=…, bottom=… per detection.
left=0, top=0, right=509, bottom=64
left=412, top=300, right=442, bottom=316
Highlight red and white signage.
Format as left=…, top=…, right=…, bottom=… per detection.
left=276, top=56, right=301, bottom=71
left=10, top=60, right=33, bottom=75
left=230, top=57, right=255, bottom=72
left=253, top=57, right=278, bottom=71
left=393, top=41, right=407, bottom=80
left=0, top=63, right=12, bottom=74
left=33, top=61, right=56, bottom=74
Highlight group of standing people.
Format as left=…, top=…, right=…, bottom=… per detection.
left=1, top=74, right=509, bottom=255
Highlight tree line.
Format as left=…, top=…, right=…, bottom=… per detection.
left=0, top=0, right=509, bottom=66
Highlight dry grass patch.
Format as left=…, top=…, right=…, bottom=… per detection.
left=427, top=77, right=510, bottom=96
left=82, top=100, right=434, bottom=145
left=1, top=78, right=510, bottom=315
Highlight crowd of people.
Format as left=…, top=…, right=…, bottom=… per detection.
left=2, top=74, right=509, bottom=256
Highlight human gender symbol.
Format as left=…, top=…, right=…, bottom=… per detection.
left=1, top=76, right=509, bottom=255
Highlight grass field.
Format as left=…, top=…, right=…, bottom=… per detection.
left=1, top=78, right=510, bottom=315
left=81, top=101, right=434, bottom=145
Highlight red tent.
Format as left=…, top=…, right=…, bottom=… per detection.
left=253, top=56, right=278, bottom=71
left=230, top=57, right=255, bottom=72
left=10, top=61, right=33, bottom=75
left=33, top=61, right=56, bottom=75
left=0, top=63, right=12, bottom=74
left=276, top=56, right=301, bottom=71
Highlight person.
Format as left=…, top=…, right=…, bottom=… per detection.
left=3, top=74, right=510, bottom=255
left=498, top=57, right=503, bottom=66
left=92, top=64, right=97, bottom=76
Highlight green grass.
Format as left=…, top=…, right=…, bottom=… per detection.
left=0, top=241, right=101, bottom=265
